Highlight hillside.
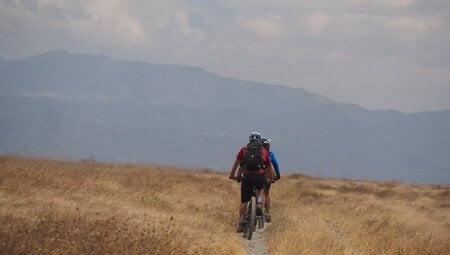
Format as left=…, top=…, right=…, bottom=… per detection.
left=1, top=156, right=449, bottom=254
left=1, top=51, right=450, bottom=183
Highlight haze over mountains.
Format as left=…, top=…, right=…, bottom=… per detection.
left=1, top=51, right=449, bottom=183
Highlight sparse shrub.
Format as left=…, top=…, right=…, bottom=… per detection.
left=298, top=189, right=326, bottom=204
left=378, top=180, right=400, bottom=188
left=337, top=184, right=372, bottom=194
left=288, top=173, right=313, bottom=179
left=363, top=216, right=377, bottom=228
left=315, top=183, right=336, bottom=190
left=396, top=190, right=419, bottom=201
left=438, top=188, right=450, bottom=198
left=375, top=188, right=394, bottom=199
left=438, top=202, right=450, bottom=208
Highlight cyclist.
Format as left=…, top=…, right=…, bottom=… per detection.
left=229, top=132, right=275, bottom=232
left=262, top=137, right=280, bottom=223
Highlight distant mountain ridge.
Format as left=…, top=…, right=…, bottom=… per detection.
left=1, top=51, right=449, bottom=183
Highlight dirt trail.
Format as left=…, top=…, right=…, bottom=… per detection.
left=243, top=223, right=270, bottom=255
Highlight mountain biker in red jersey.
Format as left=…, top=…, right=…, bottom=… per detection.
left=229, top=132, right=275, bottom=232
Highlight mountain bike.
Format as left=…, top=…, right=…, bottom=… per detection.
left=242, top=178, right=265, bottom=240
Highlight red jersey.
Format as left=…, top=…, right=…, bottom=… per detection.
left=236, top=145, right=271, bottom=175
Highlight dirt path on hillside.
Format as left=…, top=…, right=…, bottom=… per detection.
left=243, top=223, right=270, bottom=255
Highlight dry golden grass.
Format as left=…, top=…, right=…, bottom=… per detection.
left=266, top=175, right=450, bottom=255
left=1, top=156, right=449, bottom=254
left=0, top=156, right=246, bottom=255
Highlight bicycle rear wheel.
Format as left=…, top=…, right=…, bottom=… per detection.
left=246, top=196, right=256, bottom=240
left=257, top=214, right=264, bottom=229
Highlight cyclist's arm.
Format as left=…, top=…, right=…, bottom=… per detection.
left=236, top=166, right=243, bottom=178
left=229, top=158, right=240, bottom=179
left=230, top=147, right=245, bottom=179
left=267, top=163, right=275, bottom=182
left=270, top=152, right=280, bottom=177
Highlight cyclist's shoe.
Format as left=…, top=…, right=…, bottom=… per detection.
left=265, top=213, right=272, bottom=223
left=256, top=207, right=263, bottom=217
left=236, top=219, right=246, bottom=233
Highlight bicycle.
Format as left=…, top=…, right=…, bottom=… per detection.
left=240, top=176, right=265, bottom=240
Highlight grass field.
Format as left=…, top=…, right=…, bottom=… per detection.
left=1, top=156, right=449, bottom=254
left=266, top=174, right=449, bottom=254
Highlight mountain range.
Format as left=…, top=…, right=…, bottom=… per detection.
left=1, top=51, right=449, bottom=183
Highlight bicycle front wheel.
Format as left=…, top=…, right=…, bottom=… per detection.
left=246, top=196, right=256, bottom=240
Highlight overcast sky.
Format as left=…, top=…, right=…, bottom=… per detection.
left=1, top=0, right=449, bottom=112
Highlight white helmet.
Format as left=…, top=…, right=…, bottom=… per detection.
left=262, top=137, right=271, bottom=144
left=249, top=132, right=262, bottom=142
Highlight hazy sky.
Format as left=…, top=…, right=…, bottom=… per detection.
left=1, top=0, right=449, bottom=112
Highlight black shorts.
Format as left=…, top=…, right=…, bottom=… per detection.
left=241, top=174, right=267, bottom=203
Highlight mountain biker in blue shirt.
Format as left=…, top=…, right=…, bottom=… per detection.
left=262, top=137, right=280, bottom=223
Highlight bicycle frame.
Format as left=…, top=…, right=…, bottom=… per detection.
left=243, top=179, right=264, bottom=240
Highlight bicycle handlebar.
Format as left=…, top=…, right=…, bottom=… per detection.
left=230, top=175, right=275, bottom=184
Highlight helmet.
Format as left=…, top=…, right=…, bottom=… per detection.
left=249, top=132, right=262, bottom=142
left=262, top=137, right=271, bottom=144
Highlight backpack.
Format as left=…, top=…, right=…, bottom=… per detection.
left=240, top=141, right=264, bottom=171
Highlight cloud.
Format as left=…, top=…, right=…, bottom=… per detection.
left=173, top=10, right=205, bottom=44
left=305, top=13, right=332, bottom=36
left=381, top=15, right=438, bottom=39
left=73, top=0, right=146, bottom=43
left=350, top=0, right=414, bottom=8
left=6, top=0, right=146, bottom=43
left=237, top=14, right=287, bottom=39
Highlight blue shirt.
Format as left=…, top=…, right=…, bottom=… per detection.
left=269, top=151, right=280, bottom=176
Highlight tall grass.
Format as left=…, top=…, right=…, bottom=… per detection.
left=0, top=156, right=246, bottom=255
left=1, top=156, right=449, bottom=254
left=266, top=176, right=450, bottom=254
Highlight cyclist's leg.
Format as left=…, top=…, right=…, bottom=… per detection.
left=255, top=188, right=264, bottom=216
left=240, top=178, right=252, bottom=217
left=255, top=175, right=267, bottom=216
left=265, top=183, right=271, bottom=214
left=237, top=180, right=252, bottom=232
left=264, top=183, right=272, bottom=222
left=236, top=202, right=247, bottom=232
